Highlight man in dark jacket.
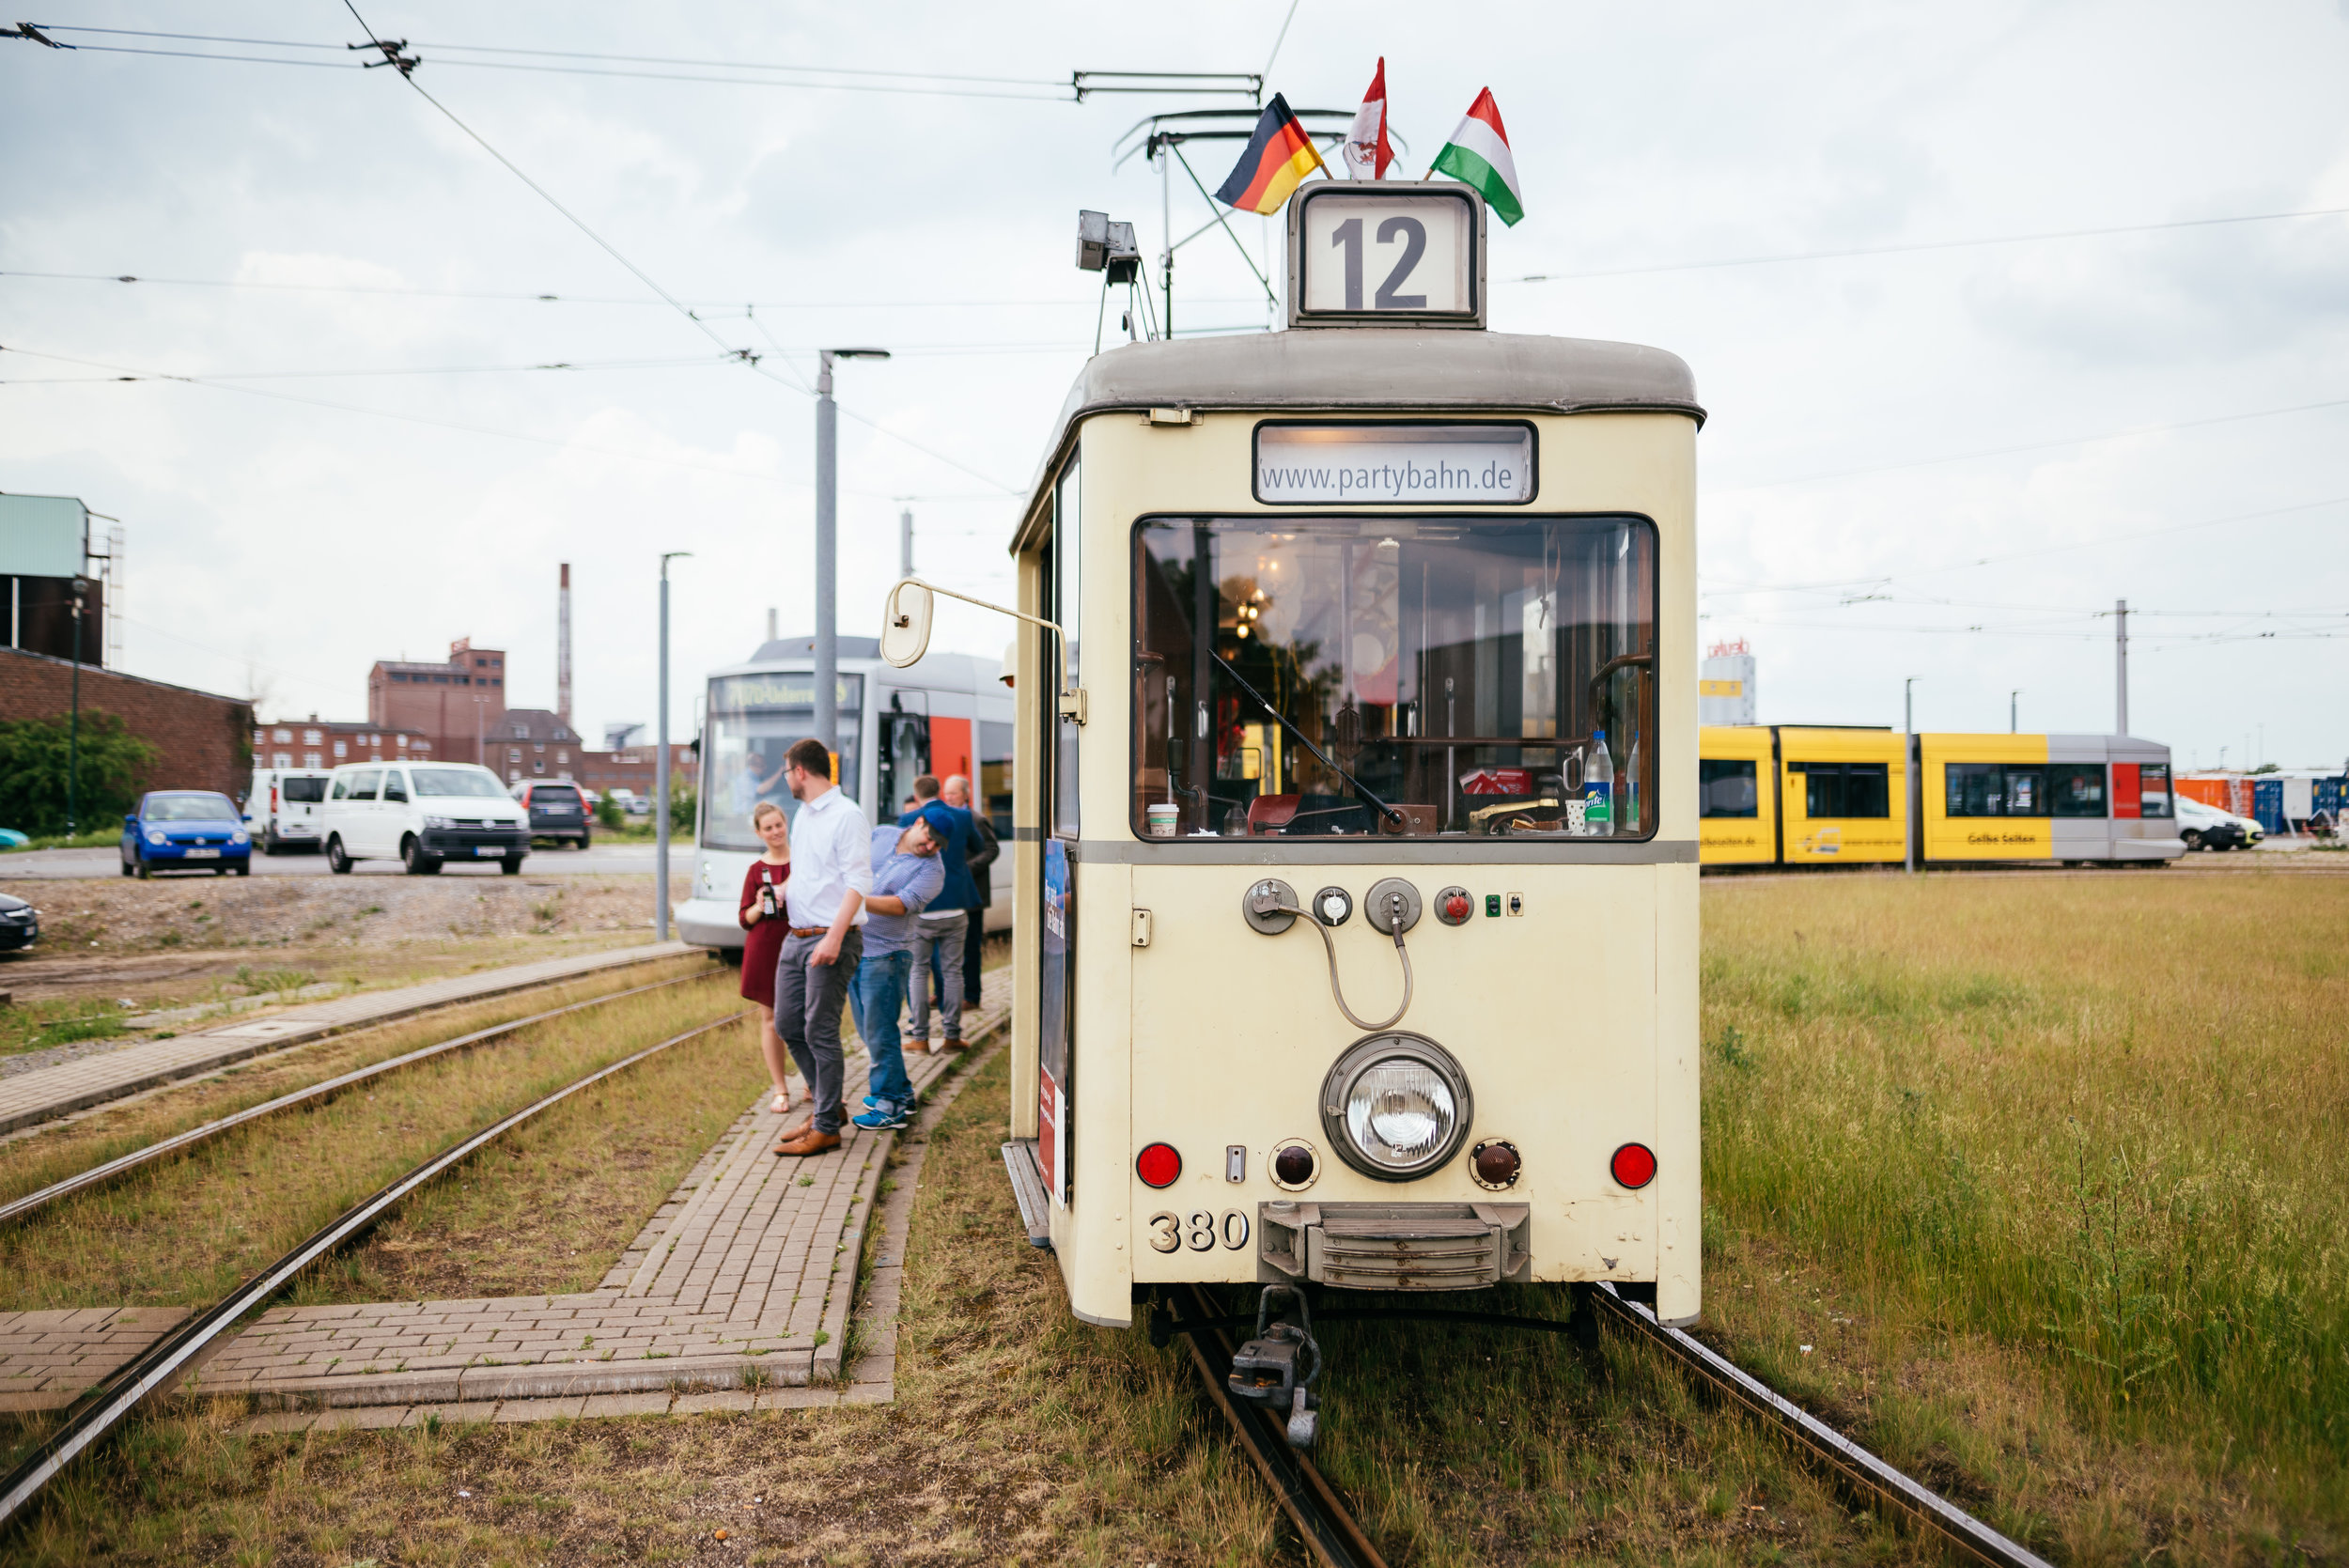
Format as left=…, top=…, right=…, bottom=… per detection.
left=898, top=774, right=980, bottom=1048
left=943, top=773, right=998, bottom=1007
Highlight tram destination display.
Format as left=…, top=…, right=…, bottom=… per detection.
left=1287, top=182, right=1485, bottom=329
left=1254, top=422, right=1533, bottom=505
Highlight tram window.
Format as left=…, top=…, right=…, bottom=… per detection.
left=1800, top=763, right=1889, bottom=819
left=1130, top=513, right=1657, bottom=838
left=979, top=720, right=1015, bottom=837
left=2049, top=763, right=2108, bottom=817
left=701, top=672, right=863, bottom=850
left=1944, top=762, right=2047, bottom=817
left=1698, top=759, right=1757, bottom=817
left=1050, top=461, right=1081, bottom=839
left=2139, top=762, right=2173, bottom=818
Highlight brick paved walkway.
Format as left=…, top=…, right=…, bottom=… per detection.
left=0, top=939, right=699, bottom=1138
left=198, top=970, right=1011, bottom=1421
left=0, top=1308, right=190, bottom=1412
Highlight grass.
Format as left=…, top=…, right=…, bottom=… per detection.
left=303, top=1024, right=772, bottom=1304
left=1, top=828, right=120, bottom=853
left=6, top=877, right=2341, bottom=1563
left=0, top=956, right=719, bottom=1212
left=0, top=973, right=748, bottom=1315
left=1, top=999, right=138, bottom=1058
left=3, top=1047, right=1296, bottom=1567
left=1698, top=869, right=2349, bottom=1562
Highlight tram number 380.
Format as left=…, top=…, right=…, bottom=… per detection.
left=1146, top=1210, right=1252, bottom=1253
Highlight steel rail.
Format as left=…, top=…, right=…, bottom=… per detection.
left=0, top=969, right=711, bottom=1230
left=1589, top=1284, right=2056, bottom=1568
left=1171, top=1284, right=1387, bottom=1568
left=0, top=1009, right=750, bottom=1532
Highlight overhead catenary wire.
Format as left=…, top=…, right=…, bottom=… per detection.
left=0, top=272, right=1261, bottom=312
left=1698, top=494, right=2349, bottom=598
left=0, top=344, right=1007, bottom=501
left=1706, top=394, right=2349, bottom=495
left=16, top=23, right=1074, bottom=100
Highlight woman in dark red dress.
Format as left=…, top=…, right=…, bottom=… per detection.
left=737, top=800, right=795, bottom=1114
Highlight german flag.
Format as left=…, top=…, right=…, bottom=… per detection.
left=1214, top=95, right=1327, bottom=215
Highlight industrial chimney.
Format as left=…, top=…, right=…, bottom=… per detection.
left=557, top=563, right=573, bottom=728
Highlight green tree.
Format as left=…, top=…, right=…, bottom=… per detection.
left=0, top=710, right=161, bottom=837
left=669, top=770, right=697, bottom=833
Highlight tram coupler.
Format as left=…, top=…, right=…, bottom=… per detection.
left=1227, top=1284, right=1323, bottom=1450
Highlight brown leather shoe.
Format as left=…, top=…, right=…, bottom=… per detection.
left=941, top=1037, right=965, bottom=1051
left=772, top=1128, right=842, bottom=1157
left=774, top=1114, right=814, bottom=1143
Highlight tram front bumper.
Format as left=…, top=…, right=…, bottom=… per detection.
left=1258, top=1201, right=1531, bottom=1291
left=674, top=896, right=743, bottom=953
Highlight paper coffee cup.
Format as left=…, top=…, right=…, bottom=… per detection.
left=1145, top=803, right=1179, bottom=837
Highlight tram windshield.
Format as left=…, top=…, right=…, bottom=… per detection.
left=1132, top=515, right=1657, bottom=839
left=701, top=672, right=863, bottom=851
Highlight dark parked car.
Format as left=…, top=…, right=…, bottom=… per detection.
left=511, top=780, right=592, bottom=849
left=120, top=790, right=253, bottom=877
left=0, top=891, right=39, bottom=951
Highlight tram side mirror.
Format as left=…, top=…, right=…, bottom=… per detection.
left=879, top=579, right=933, bottom=668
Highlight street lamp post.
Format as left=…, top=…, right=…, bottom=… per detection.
left=814, top=348, right=890, bottom=765
left=2010, top=690, right=2020, bottom=734
left=656, top=551, right=692, bottom=940
left=67, top=579, right=85, bottom=837
left=1904, top=675, right=1921, bottom=876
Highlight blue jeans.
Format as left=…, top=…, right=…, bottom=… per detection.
left=848, top=949, right=915, bottom=1110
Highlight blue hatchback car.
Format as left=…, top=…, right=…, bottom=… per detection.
left=121, top=790, right=252, bottom=877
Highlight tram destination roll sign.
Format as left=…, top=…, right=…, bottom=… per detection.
left=1254, top=422, right=1534, bottom=505
left=1288, top=181, right=1485, bottom=329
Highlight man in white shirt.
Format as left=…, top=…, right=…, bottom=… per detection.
left=772, top=737, right=872, bottom=1157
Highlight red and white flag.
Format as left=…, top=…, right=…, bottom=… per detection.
left=1340, top=57, right=1392, bottom=179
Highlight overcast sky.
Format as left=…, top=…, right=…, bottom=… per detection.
left=5, top=1, right=2344, bottom=771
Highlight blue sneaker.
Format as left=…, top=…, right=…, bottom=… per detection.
left=863, top=1093, right=919, bottom=1110
left=851, top=1101, right=910, bottom=1131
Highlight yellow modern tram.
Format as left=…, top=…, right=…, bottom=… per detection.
left=882, top=185, right=1704, bottom=1405
left=1698, top=725, right=2186, bottom=868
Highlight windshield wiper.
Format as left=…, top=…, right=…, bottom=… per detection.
left=1210, top=648, right=1401, bottom=826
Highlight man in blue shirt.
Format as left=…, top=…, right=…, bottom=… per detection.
left=848, top=815, right=943, bottom=1131
left=898, top=774, right=981, bottom=1050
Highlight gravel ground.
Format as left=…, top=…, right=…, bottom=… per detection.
left=0, top=875, right=686, bottom=1017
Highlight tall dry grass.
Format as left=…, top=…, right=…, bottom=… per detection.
left=1703, top=869, right=2349, bottom=1531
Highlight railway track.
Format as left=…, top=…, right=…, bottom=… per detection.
left=0, top=1007, right=750, bottom=1533
left=1165, top=1282, right=2054, bottom=1568
left=0, top=970, right=712, bottom=1230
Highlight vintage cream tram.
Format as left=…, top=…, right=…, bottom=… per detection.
left=884, top=184, right=1702, bottom=1427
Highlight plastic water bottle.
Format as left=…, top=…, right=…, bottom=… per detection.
left=1584, top=729, right=1614, bottom=835
left=1625, top=731, right=1642, bottom=833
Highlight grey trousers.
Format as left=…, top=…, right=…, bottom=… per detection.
left=775, top=926, right=862, bottom=1134
left=908, top=912, right=968, bottom=1041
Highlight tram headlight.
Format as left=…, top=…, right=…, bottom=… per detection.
left=1318, top=1033, right=1474, bottom=1181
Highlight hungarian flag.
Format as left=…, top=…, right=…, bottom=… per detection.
left=1340, top=58, right=1392, bottom=179
left=1430, top=87, right=1524, bottom=225
left=1214, top=93, right=1327, bottom=214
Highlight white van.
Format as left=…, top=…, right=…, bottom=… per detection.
left=246, top=768, right=334, bottom=855
left=319, top=761, right=532, bottom=875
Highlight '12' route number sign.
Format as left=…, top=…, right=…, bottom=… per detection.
left=1290, top=182, right=1484, bottom=328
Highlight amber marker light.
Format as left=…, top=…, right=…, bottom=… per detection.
left=1136, top=1142, right=1183, bottom=1188
left=1610, top=1141, right=1657, bottom=1190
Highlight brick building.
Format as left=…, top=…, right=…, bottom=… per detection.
left=574, top=743, right=660, bottom=800
left=252, top=718, right=436, bottom=772
left=482, top=706, right=586, bottom=785
left=2, top=645, right=253, bottom=798
left=368, top=640, right=507, bottom=737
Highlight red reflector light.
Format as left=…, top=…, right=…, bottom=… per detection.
left=1610, top=1142, right=1657, bottom=1190
left=1136, top=1142, right=1182, bottom=1188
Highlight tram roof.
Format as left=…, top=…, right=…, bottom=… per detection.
left=1014, top=327, right=1702, bottom=547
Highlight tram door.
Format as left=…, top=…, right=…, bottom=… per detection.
left=879, top=693, right=929, bottom=817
